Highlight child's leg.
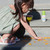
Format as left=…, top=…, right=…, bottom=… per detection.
left=0, top=24, right=20, bottom=43
left=20, top=18, right=42, bottom=39
left=12, top=24, right=20, bottom=34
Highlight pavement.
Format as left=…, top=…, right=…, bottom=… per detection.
left=0, top=34, right=50, bottom=50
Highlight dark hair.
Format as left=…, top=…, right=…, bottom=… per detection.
left=12, top=0, right=34, bottom=21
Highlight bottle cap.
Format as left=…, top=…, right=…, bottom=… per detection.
left=42, top=11, right=46, bottom=15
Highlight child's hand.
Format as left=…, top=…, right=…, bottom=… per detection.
left=34, top=37, right=43, bottom=40
left=9, top=5, right=16, bottom=11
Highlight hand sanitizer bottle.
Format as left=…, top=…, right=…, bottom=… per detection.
left=42, top=11, right=46, bottom=22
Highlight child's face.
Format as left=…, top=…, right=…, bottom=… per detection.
left=21, top=3, right=29, bottom=13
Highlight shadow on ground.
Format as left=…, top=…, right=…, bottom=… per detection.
left=2, top=35, right=31, bottom=50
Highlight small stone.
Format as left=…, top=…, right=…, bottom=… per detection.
left=34, top=41, right=36, bottom=43
left=24, top=37, right=25, bottom=39
left=31, top=37, right=34, bottom=39
left=28, top=43, right=32, bottom=45
left=38, top=39, right=42, bottom=41
left=44, top=37, right=48, bottom=39
left=45, top=43, right=48, bottom=45
left=23, top=40, right=27, bottom=42
left=47, top=37, right=50, bottom=39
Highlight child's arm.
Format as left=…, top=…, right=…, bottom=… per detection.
left=9, top=5, right=16, bottom=11
left=20, top=16, right=42, bottom=40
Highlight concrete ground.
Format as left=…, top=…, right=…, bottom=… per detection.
left=0, top=34, right=50, bottom=50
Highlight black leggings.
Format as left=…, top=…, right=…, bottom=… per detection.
left=13, top=23, right=25, bottom=38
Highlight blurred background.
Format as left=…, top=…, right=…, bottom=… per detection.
left=0, top=0, right=14, bottom=9
left=0, top=0, right=50, bottom=9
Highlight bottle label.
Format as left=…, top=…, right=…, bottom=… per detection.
left=41, top=15, right=46, bottom=22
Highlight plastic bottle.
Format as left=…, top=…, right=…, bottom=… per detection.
left=42, top=11, right=46, bottom=22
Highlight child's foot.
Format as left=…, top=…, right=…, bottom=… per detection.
left=0, top=34, right=15, bottom=43
left=0, top=34, right=20, bottom=43
left=0, top=34, right=20, bottom=45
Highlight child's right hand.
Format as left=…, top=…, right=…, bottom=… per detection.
left=34, top=37, right=43, bottom=40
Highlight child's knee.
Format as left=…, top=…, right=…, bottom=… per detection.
left=2, top=33, right=11, bottom=38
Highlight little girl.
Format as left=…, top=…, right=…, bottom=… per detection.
left=0, top=0, right=42, bottom=44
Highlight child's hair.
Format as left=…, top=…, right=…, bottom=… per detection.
left=12, top=0, right=34, bottom=21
